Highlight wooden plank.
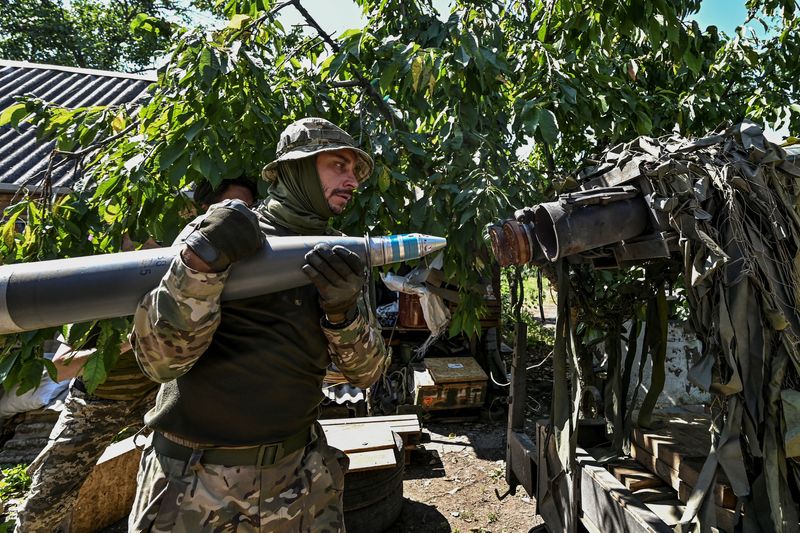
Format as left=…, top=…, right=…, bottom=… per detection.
left=320, top=414, right=419, bottom=426
left=629, top=413, right=737, bottom=512
left=508, top=430, right=537, bottom=498
left=631, top=441, right=737, bottom=510
left=346, top=448, right=397, bottom=472
left=319, top=415, right=421, bottom=437
left=608, top=463, right=665, bottom=491
left=322, top=424, right=396, bottom=453
left=633, top=486, right=682, bottom=504
left=576, top=447, right=675, bottom=533
left=631, top=414, right=711, bottom=470
left=424, top=357, right=488, bottom=384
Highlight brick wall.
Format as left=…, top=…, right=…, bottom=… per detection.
left=0, top=193, right=15, bottom=215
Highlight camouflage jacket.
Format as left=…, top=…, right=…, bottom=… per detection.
left=131, top=216, right=389, bottom=391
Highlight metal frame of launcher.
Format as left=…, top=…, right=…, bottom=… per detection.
left=489, top=168, right=678, bottom=268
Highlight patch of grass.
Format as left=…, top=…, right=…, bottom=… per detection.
left=489, top=466, right=504, bottom=479
left=487, top=511, right=499, bottom=523
left=0, top=464, right=30, bottom=502
left=500, top=266, right=555, bottom=349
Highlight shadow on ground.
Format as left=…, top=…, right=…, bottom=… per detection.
left=383, top=498, right=451, bottom=532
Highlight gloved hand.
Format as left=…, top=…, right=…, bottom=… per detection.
left=184, top=199, right=263, bottom=272
left=302, top=244, right=364, bottom=320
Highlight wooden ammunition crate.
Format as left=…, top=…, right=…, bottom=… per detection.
left=413, top=357, right=488, bottom=411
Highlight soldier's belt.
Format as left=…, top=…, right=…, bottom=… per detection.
left=152, top=427, right=312, bottom=467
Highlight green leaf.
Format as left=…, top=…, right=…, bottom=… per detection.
left=82, top=352, right=107, bottom=393
left=537, top=21, right=548, bottom=41
left=559, top=83, right=577, bottom=105
left=454, top=45, right=470, bottom=67
left=0, top=103, right=28, bottom=128
left=42, top=358, right=58, bottom=382
left=683, top=49, right=703, bottom=75
left=636, top=111, right=653, bottom=134
left=16, top=359, right=44, bottom=396
left=598, top=94, right=609, bottom=113
left=0, top=352, right=19, bottom=383
left=458, top=207, right=477, bottom=227
left=111, top=112, right=127, bottom=133
left=199, top=48, right=219, bottom=86
left=184, top=121, right=205, bottom=142
left=130, top=13, right=154, bottom=34
left=536, top=108, right=559, bottom=145
left=228, top=14, right=251, bottom=30
left=379, top=61, right=400, bottom=93
left=378, top=166, right=390, bottom=192
left=2, top=210, right=22, bottom=248
left=411, top=55, right=424, bottom=92
left=192, top=152, right=220, bottom=184
left=782, top=136, right=799, bottom=146
left=158, top=141, right=187, bottom=170
left=166, top=153, right=190, bottom=185
left=390, top=171, right=408, bottom=182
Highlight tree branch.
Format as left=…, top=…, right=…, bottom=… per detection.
left=289, top=0, right=400, bottom=128
left=242, top=0, right=295, bottom=36
left=327, top=80, right=361, bottom=88
left=54, top=122, right=138, bottom=159
left=542, top=141, right=557, bottom=180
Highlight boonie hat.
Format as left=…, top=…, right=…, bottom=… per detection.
left=261, top=117, right=374, bottom=182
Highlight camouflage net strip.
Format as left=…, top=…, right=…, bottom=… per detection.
left=578, top=122, right=800, bottom=532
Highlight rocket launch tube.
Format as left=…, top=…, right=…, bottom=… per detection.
left=0, top=234, right=446, bottom=335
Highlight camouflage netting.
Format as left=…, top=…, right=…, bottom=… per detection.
left=551, top=122, right=800, bottom=532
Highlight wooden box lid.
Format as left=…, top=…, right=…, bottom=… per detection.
left=423, top=357, right=488, bottom=384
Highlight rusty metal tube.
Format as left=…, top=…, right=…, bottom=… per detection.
left=488, top=220, right=547, bottom=267
left=533, top=197, right=649, bottom=261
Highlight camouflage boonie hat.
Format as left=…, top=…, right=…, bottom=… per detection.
left=261, top=117, right=374, bottom=182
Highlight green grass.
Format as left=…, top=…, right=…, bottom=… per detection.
left=0, top=464, right=31, bottom=530
left=499, top=266, right=555, bottom=349
left=0, top=463, right=31, bottom=502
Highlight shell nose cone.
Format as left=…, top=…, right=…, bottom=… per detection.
left=419, top=235, right=447, bottom=254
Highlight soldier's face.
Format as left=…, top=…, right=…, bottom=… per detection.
left=316, top=149, right=359, bottom=214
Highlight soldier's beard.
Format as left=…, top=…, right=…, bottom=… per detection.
left=327, top=188, right=353, bottom=214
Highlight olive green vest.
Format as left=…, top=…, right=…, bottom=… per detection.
left=144, top=222, right=330, bottom=445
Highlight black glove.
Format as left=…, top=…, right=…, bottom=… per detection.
left=514, top=206, right=536, bottom=224
left=184, top=199, right=263, bottom=271
left=302, top=244, right=364, bottom=319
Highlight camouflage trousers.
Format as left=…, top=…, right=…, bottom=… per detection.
left=128, top=424, right=349, bottom=533
left=15, top=382, right=156, bottom=533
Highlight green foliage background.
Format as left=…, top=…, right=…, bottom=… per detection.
left=0, top=0, right=222, bottom=72
left=0, top=0, right=797, bottom=393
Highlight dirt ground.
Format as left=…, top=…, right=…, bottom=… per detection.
left=387, top=419, right=544, bottom=533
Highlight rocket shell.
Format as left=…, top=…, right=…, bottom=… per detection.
left=0, top=234, right=446, bottom=335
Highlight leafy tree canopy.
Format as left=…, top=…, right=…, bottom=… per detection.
left=0, top=0, right=797, bottom=393
left=0, top=0, right=219, bottom=71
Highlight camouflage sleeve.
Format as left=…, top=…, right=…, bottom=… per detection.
left=131, top=256, right=229, bottom=383
left=322, top=306, right=389, bottom=389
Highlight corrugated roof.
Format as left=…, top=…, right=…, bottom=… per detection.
left=0, top=60, right=156, bottom=193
